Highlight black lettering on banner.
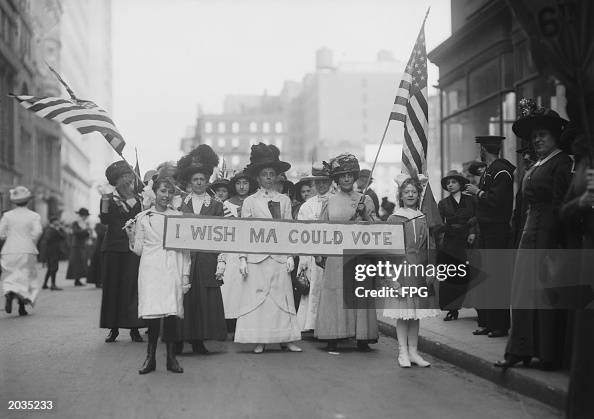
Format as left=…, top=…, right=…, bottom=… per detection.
left=250, top=228, right=265, bottom=243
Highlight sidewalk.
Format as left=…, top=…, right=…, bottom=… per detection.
left=378, top=308, right=569, bottom=410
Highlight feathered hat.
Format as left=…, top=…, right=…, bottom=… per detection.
left=175, top=144, right=219, bottom=184
left=512, top=98, right=568, bottom=141
left=327, top=153, right=360, bottom=179
left=245, top=143, right=291, bottom=176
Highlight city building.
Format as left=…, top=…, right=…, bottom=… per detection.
left=428, top=0, right=569, bottom=185
left=0, top=0, right=63, bottom=223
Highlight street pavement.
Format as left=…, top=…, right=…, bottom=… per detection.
left=1, top=263, right=562, bottom=419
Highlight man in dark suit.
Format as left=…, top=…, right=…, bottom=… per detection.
left=465, top=136, right=515, bottom=338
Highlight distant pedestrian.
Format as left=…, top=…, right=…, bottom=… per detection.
left=66, top=208, right=92, bottom=286
left=1, top=186, right=42, bottom=316
left=86, top=222, right=107, bottom=288
left=356, top=169, right=380, bottom=217
left=40, top=216, right=67, bottom=291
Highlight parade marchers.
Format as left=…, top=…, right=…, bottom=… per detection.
left=1, top=98, right=594, bottom=376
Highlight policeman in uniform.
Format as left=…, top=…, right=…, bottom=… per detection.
left=465, top=136, right=515, bottom=338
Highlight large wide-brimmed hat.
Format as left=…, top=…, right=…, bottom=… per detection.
left=441, top=170, right=469, bottom=191
left=175, top=144, right=219, bottom=184
left=301, top=163, right=331, bottom=181
left=9, top=186, right=32, bottom=204
left=245, top=143, right=291, bottom=176
left=210, top=178, right=234, bottom=196
left=76, top=207, right=90, bottom=217
left=512, top=98, right=568, bottom=141
left=327, top=153, right=360, bottom=178
left=229, top=170, right=258, bottom=194
left=105, top=160, right=133, bottom=186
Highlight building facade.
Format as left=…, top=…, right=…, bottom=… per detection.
left=0, top=0, right=63, bottom=223
left=429, top=0, right=568, bottom=186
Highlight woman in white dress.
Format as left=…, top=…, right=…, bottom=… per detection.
left=235, top=143, right=302, bottom=354
left=127, top=177, right=191, bottom=374
left=1, top=186, right=42, bottom=316
left=384, top=175, right=440, bottom=368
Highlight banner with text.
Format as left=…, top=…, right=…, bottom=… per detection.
left=163, top=215, right=406, bottom=256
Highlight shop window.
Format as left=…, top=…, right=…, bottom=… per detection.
left=469, top=59, right=500, bottom=104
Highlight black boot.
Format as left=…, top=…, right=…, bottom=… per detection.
left=191, top=340, right=208, bottom=354
left=357, top=340, right=371, bottom=352
left=18, top=302, right=28, bottom=316
left=105, top=328, right=119, bottom=342
left=138, top=342, right=157, bottom=374
left=130, top=328, right=144, bottom=342
left=166, top=343, right=183, bottom=373
left=325, top=340, right=338, bottom=352
left=5, top=292, right=14, bottom=313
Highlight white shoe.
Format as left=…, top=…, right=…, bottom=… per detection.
left=398, top=347, right=411, bottom=368
left=253, top=344, right=265, bottom=354
left=408, top=350, right=431, bottom=367
left=284, top=343, right=302, bottom=352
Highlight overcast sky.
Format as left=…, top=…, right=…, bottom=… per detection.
left=112, top=0, right=451, bottom=171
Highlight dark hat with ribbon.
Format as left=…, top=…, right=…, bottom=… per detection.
left=467, top=161, right=487, bottom=177
left=76, top=207, right=90, bottom=217
left=512, top=98, right=568, bottom=141
left=175, top=144, right=220, bottom=184
left=230, top=170, right=258, bottom=194
left=245, top=143, right=291, bottom=176
left=105, top=160, right=134, bottom=186
left=327, top=153, right=360, bottom=178
left=210, top=178, right=234, bottom=196
left=441, top=170, right=469, bottom=191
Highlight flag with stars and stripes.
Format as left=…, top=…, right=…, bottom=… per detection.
left=391, top=20, right=429, bottom=177
left=10, top=95, right=126, bottom=155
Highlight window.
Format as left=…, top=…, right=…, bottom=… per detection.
left=231, top=137, right=240, bottom=148
left=274, top=122, right=283, bottom=133
left=204, top=122, right=213, bottom=133
left=469, top=59, right=500, bottom=104
left=217, top=137, right=226, bottom=148
left=262, top=122, right=270, bottom=133
left=217, top=122, right=226, bottom=133
left=249, top=122, right=258, bottom=132
left=231, top=122, right=239, bottom=133
left=275, top=138, right=283, bottom=150
left=204, top=137, right=213, bottom=146
left=442, top=78, right=467, bottom=117
left=231, top=155, right=240, bottom=166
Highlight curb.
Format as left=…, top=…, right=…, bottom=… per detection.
left=378, top=320, right=567, bottom=410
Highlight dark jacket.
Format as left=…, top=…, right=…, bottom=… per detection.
left=438, top=193, right=478, bottom=255
left=99, top=193, right=141, bottom=252
left=477, top=158, right=516, bottom=225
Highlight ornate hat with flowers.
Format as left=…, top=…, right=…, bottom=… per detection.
left=326, top=153, right=360, bottom=178
left=512, top=98, right=568, bottom=141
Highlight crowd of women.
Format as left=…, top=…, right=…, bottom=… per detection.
left=2, top=96, right=593, bottom=376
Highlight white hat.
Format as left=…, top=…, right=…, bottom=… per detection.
left=9, top=186, right=32, bottom=204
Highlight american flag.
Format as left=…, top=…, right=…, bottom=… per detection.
left=11, top=95, right=126, bottom=155
left=11, top=65, right=125, bottom=155
left=391, top=16, right=429, bottom=177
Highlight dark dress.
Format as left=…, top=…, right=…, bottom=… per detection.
left=176, top=195, right=227, bottom=342
left=87, top=223, right=107, bottom=285
left=506, top=151, right=573, bottom=366
left=475, top=158, right=515, bottom=331
left=99, top=193, right=145, bottom=329
left=437, top=193, right=477, bottom=310
left=40, top=226, right=66, bottom=272
left=66, top=221, right=90, bottom=280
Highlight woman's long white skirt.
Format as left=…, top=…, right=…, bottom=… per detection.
left=1, top=254, right=39, bottom=305
left=296, top=256, right=323, bottom=331
left=234, top=258, right=301, bottom=344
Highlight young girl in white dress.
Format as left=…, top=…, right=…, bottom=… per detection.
left=384, top=175, right=440, bottom=368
